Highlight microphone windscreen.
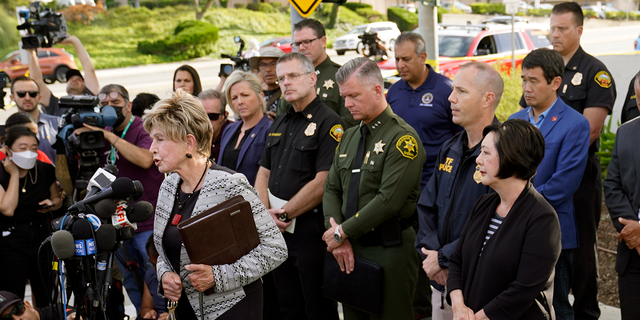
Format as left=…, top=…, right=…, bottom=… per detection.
left=119, top=226, right=135, bottom=241
left=110, top=177, right=135, bottom=200
left=51, top=230, right=75, bottom=259
left=104, top=164, right=118, bottom=176
left=71, top=114, right=84, bottom=129
left=95, top=225, right=117, bottom=252
left=128, top=201, right=154, bottom=223
left=94, top=199, right=117, bottom=219
left=72, top=219, right=94, bottom=240
left=132, top=180, right=144, bottom=201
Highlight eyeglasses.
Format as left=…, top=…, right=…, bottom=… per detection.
left=292, top=38, right=318, bottom=48
left=258, top=61, right=278, bottom=69
left=1, top=302, right=26, bottom=320
left=277, top=72, right=312, bottom=83
left=16, top=91, right=39, bottom=98
left=207, top=113, right=223, bottom=121
left=98, top=91, right=126, bottom=103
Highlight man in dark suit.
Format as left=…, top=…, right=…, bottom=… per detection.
left=604, top=71, right=640, bottom=320
left=509, top=48, right=590, bottom=320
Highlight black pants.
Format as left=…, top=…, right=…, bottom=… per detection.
left=262, top=271, right=282, bottom=320
left=0, top=222, right=51, bottom=307
left=619, top=249, right=640, bottom=320
left=571, top=153, right=601, bottom=320
left=272, top=208, right=339, bottom=320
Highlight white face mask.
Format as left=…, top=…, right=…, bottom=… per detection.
left=10, top=150, right=38, bottom=170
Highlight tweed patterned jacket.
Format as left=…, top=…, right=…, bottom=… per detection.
left=154, top=166, right=288, bottom=319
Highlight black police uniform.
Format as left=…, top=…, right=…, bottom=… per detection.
left=521, top=46, right=616, bottom=320
left=621, top=76, right=640, bottom=125
left=259, top=96, right=343, bottom=320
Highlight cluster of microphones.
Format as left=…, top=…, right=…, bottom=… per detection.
left=46, top=165, right=154, bottom=320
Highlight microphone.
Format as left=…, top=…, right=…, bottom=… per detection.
left=128, top=201, right=154, bottom=223
left=86, top=214, right=102, bottom=231
left=95, top=224, right=117, bottom=252
left=68, top=177, right=135, bottom=214
left=94, top=199, right=117, bottom=220
left=117, top=226, right=135, bottom=241
left=51, top=230, right=75, bottom=260
left=130, top=180, right=144, bottom=201
left=112, top=201, right=137, bottom=230
left=85, top=166, right=118, bottom=198
left=72, top=219, right=96, bottom=256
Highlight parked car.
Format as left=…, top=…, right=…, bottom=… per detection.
left=333, top=21, right=401, bottom=55
left=442, top=1, right=473, bottom=14
left=378, top=23, right=551, bottom=79
left=482, top=16, right=530, bottom=24
left=259, top=36, right=293, bottom=53
left=0, top=48, right=77, bottom=86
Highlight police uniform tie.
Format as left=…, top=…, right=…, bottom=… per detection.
left=346, top=124, right=369, bottom=219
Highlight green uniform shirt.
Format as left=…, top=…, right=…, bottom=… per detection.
left=277, top=56, right=358, bottom=128
left=323, top=106, right=426, bottom=238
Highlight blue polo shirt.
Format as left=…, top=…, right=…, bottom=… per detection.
left=387, top=64, right=462, bottom=188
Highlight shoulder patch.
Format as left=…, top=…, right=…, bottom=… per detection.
left=330, top=124, right=344, bottom=142
left=594, top=71, right=612, bottom=88
left=396, top=135, right=419, bottom=160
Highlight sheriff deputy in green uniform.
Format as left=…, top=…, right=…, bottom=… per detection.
left=322, top=57, right=426, bottom=320
left=276, top=19, right=358, bottom=129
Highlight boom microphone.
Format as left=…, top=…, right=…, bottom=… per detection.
left=51, top=230, right=75, bottom=260
left=68, top=177, right=135, bottom=214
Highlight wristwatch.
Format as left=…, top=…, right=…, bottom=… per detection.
left=277, top=212, right=290, bottom=222
left=334, top=225, right=343, bottom=243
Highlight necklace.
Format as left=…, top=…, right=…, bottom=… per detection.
left=21, top=167, right=37, bottom=193
left=171, top=159, right=210, bottom=226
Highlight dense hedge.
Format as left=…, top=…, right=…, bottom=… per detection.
left=343, top=3, right=372, bottom=11
left=137, top=19, right=219, bottom=60
left=388, top=6, right=418, bottom=31
left=387, top=6, right=447, bottom=31
left=470, top=3, right=505, bottom=14
left=0, top=9, right=20, bottom=55
left=355, top=7, right=385, bottom=22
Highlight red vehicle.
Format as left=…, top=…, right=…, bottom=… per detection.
left=1, top=48, right=77, bottom=86
left=259, top=36, right=293, bottom=54
left=379, top=23, right=551, bottom=79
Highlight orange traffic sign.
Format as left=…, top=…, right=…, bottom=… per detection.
left=288, top=0, right=321, bottom=17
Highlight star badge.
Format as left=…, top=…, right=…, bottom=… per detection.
left=374, top=140, right=385, bottom=154
left=323, top=79, right=335, bottom=90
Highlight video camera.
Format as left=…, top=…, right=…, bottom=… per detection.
left=16, top=1, right=68, bottom=49
left=57, top=95, right=118, bottom=195
left=358, top=31, right=380, bottom=47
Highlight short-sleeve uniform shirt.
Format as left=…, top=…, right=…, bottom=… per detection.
left=260, top=96, right=344, bottom=200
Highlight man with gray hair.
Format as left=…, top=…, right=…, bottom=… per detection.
left=256, top=52, right=343, bottom=320
left=323, top=57, right=425, bottom=320
left=415, top=61, right=502, bottom=320
left=198, top=89, right=232, bottom=163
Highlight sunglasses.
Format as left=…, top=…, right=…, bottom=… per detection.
left=1, top=302, right=26, bottom=320
left=207, top=113, right=223, bottom=121
left=16, top=91, right=39, bottom=98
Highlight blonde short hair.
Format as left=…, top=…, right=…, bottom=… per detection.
left=143, top=89, right=213, bottom=158
left=223, top=70, right=267, bottom=114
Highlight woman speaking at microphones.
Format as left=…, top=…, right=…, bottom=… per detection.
left=0, top=126, right=62, bottom=307
left=143, top=89, right=287, bottom=320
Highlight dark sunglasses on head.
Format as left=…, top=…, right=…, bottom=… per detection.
left=207, top=113, right=223, bottom=121
left=16, top=91, right=39, bottom=98
left=1, top=301, right=26, bottom=320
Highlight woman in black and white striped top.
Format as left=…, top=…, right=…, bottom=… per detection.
left=447, top=119, right=562, bottom=320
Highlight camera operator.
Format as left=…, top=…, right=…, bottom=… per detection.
left=28, top=35, right=100, bottom=117
left=8, top=77, right=61, bottom=168
left=72, top=84, right=164, bottom=315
